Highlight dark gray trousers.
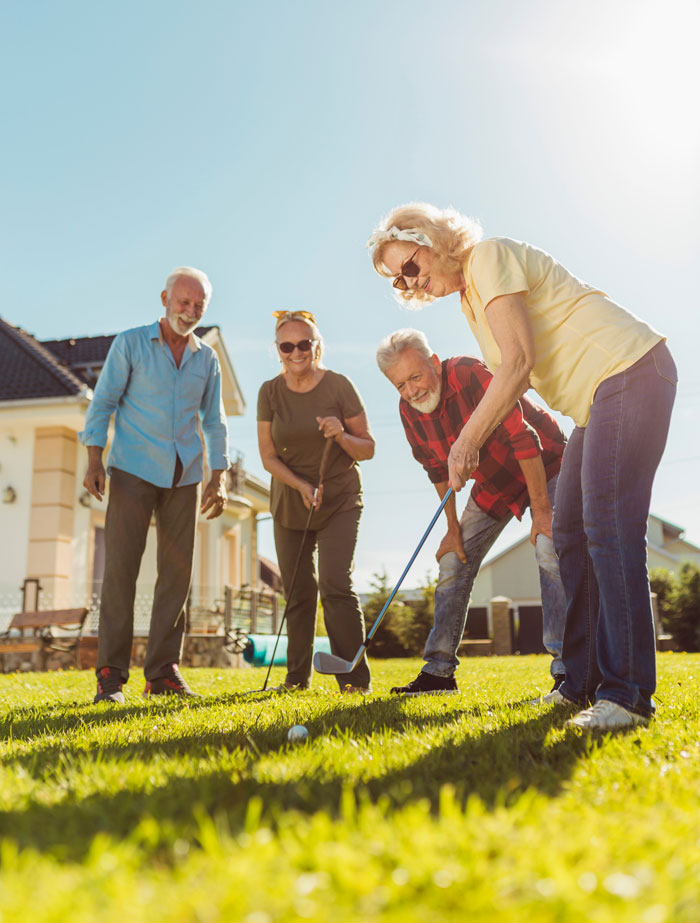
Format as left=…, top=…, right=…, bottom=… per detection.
left=96, top=467, right=200, bottom=683
left=273, top=506, right=370, bottom=689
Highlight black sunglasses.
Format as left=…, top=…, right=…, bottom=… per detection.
left=278, top=338, right=316, bottom=354
left=393, top=248, right=421, bottom=291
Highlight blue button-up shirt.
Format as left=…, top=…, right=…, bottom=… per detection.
left=79, top=321, right=230, bottom=487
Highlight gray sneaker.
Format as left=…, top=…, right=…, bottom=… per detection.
left=94, top=667, right=125, bottom=704
left=566, top=700, right=649, bottom=730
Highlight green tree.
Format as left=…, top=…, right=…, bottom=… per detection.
left=387, top=573, right=437, bottom=656
left=364, top=570, right=437, bottom=658
left=650, top=567, right=675, bottom=627
left=363, top=569, right=409, bottom=658
left=650, top=563, right=700, bottom=651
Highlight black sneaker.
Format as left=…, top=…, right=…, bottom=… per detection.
left=390, top=671, right=458, bottom=696
left=551, top=674, right=565, bottom=692
left=94, top=666, right=125, bottom=704
left=143, top=663, right=198, bottom=697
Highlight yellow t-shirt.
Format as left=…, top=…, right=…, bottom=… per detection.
left=460, top=238, right=664, bottom=426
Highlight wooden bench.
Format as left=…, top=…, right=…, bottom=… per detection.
left=0, top=608, right=90, bottom=667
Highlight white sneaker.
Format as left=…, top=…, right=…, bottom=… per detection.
left=541, top=688, right=570, bottom=706
left=566, top=699, right=648, bottom=730
left=268, top=682, right=303, bottom=694
left=528, top=688, right=571, bottom=706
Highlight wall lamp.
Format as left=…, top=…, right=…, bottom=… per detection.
left=2, top=486, right=17, bottom=504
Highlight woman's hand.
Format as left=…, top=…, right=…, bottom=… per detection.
left=317, top=412, right=375, bottom=461
left=298, top=480, right=322, bottom=510
left=448, top=434, right=480, bottom=492
left=317, top=415, right=344, bottom=441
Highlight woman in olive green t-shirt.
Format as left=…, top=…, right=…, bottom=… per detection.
left=257, top=310, right=375, bottom=692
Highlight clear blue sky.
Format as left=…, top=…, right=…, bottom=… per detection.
left=2, top=0, right=699, bottom=590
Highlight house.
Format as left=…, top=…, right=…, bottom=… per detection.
left=0, top=316, right=271, bottom=632
left=470, top=513, right=700, bottom=612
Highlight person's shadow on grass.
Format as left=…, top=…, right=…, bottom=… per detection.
left=0, top=694, right=608, bottom=860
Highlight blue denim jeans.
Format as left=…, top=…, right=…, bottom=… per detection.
left=423, top=473, right=566, bottom=677
left=553, top=342, right=677, bottom=718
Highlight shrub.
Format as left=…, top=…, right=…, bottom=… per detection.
left=650, top=567, right=676, bottom=628
left=364, top=571, right=436, bottom=658
left=650, top=563, right=700, bottom=652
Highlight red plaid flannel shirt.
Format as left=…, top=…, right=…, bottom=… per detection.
left=400, top=357, right=566, bottom=521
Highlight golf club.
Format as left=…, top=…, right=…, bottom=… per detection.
left=261, top=437, right=334, bottom=690
left=313, top=487, right=454, bottom=675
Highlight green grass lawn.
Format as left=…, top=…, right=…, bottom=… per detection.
left=1, top=654, right=699, bottom=922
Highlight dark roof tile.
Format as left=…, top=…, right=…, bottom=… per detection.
left=0, top=317, right=88, bottom=401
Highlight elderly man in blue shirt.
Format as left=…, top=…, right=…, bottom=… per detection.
left=80, top=266, right=230, bottom=703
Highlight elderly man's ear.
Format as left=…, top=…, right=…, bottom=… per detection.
left=431, top=353, right=441, bottom=371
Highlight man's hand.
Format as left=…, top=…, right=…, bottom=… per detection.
left=447, top=434, right=480, bottom=492
left=530, top=504, right=553, bottom=546
left=436, top=524, right=467, bottom=564
left=298, top=481, right=322, bottom=510
left=83, top=446, right=106, bottom=502
left=201, top=470, right=228, bottom=520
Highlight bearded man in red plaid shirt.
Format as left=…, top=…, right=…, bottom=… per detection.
left=376, top=328, right=568, bottom=696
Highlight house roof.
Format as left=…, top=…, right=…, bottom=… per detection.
left=0, top=318, right=217, bottom=400
left=0, top=317, right=89, bottom=400
left=481, top=515, right=700, bottom=571
left=41, top=325, right=217, bottom=388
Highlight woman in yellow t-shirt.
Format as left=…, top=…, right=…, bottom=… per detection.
left=257, top=310, right=375, bottom=693
left=368, top=203, right=677, bottom=731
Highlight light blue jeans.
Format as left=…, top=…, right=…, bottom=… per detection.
left=423, top=474, right=566, bottom=678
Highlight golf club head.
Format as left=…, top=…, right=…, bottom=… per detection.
left=313, top=650, right=355, bottom=675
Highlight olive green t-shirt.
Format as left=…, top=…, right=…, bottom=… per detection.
left=257, top=370, right=366, bottom=530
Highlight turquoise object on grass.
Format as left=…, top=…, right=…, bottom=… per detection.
left=243, top=634, right=332, bottom=667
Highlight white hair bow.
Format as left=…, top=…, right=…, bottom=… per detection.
left=365, top=225, right=433, bottom=249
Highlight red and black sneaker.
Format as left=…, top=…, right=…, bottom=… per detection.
left=94, top=666, right=125, bottom=704
left=143, top=663, right=198, bottom=697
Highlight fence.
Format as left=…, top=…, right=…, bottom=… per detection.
left=0, top=581, right=285, bottom=638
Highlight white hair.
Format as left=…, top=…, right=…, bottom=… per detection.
left=376, top=328, right=433, bottom=375
left=164, top=266, right=213, bottom=307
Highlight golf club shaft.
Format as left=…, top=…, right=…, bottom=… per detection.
left=366, top=486, right=453, bottom=645
left=336, top=487, right=455, bottom=673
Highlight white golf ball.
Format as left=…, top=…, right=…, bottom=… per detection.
left=287, top=724, right=308, bottom=743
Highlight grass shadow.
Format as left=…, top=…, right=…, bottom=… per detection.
left=0, top=696, right=604, bottom=860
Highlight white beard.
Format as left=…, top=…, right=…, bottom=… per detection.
left=168, top=314, right=197, bottom=336
left=408, top=385, right=441, bottom=414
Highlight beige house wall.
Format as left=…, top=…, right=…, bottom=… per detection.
left=660, top=540, right=700, bottom=567
left=471, top=515, right=700, bottom=609
left=26, top=426, right=78, bottom=605
left=471, top=537, right=542, bottom=608
left=1, top=400, right=269, bottom=618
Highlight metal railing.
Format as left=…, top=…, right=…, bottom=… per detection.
left=0, top=581, right=284, bottom=638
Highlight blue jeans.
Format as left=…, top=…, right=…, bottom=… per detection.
left=423, top=473, right=567, bottom=678
left=553, top=342, right=677, bottom=718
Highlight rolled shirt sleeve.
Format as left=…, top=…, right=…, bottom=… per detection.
left=78, top=334, right=132, bottom=448
left=199, top=353, right=230, bottom=472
